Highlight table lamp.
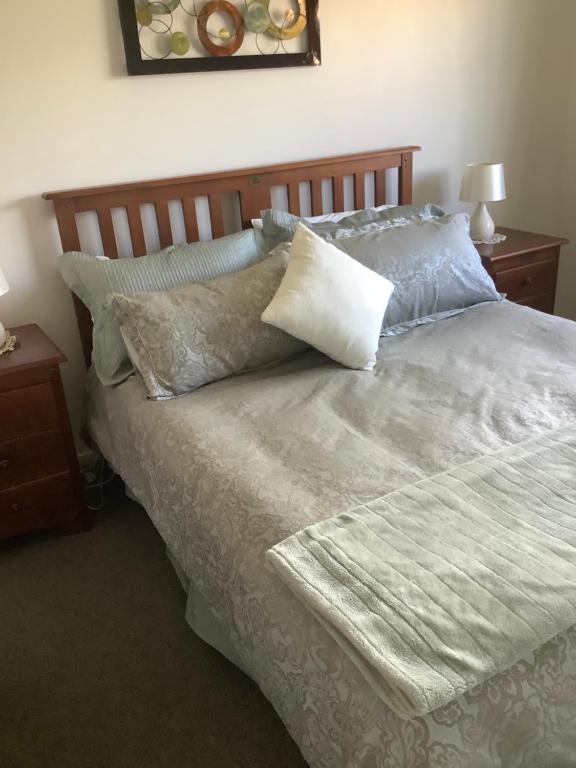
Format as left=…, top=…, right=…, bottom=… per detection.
left=460, top=162, right=506, bottom=243
left=0, top=266, right=10, bottom=350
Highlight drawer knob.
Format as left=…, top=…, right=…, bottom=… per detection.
left=0, top=459, right=8, bottom=470
left=522, top=276, right=534, bottom=287
left=11, top=503, right=20, bottom=513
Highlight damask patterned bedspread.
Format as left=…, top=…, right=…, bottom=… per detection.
left=87, top=301, right=576, bottom=768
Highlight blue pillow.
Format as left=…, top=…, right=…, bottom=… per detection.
left=261, top=204, right=445, bottom=250
left=331, top=213, right=502, bottom=332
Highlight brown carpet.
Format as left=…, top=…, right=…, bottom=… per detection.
left=0, top=481, right=308, bottom=768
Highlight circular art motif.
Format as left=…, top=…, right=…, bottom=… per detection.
left=138, top=15, right=173, bottom=59
left=136, top=6, right=154, bottom=25
left=197, top=0, right=245, bottom=57
left=244, top=1, right=271, bottom=34
left=267, top=0, right=307, bottom=40
left=137, top=0, right=179, bottom=14
left=169, top=30, right=191, bottom=54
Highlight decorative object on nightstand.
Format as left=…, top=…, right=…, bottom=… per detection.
left=0, top=324, right=90, bottom=539
left=0, top=266, right=16, bottom=355
left=460, top=162, right=506, bottom=244
left=476, top=228, right=569, bottom=314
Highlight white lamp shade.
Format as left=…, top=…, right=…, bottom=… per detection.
left=460, top=163, right=506, bottom=203
left=0, top=267, right=8, bottom=298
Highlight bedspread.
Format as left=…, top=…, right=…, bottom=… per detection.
left=86, top=301, right=576, bottom=768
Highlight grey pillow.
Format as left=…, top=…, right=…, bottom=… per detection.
left=59, top=229, right=266, bottom=386
left=261, top=204, right=445, bottom=250
left=106, top=252, right=308, bottom=400
left=332, top=213, right=502, bottom=332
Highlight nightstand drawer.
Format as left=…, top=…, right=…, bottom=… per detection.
left=495, top=260, right=557, bottom=302
left=0, top=429, right=69, bottom=491
left=0, top=382, right=60, bottom=439
left=516, top=293, right=556, bottom=314
left=0, top=473, right=76, bottom=539
left=489, top=248, right=558, bottom=274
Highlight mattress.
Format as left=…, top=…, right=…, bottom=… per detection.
left=85, top=300, right=576, bottom=768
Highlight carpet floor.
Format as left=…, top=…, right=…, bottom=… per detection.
left=0, top=481, right=308, bottom=768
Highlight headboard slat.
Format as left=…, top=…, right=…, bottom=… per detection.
left=354, top=174, right=366, bottom=210
left=154, top=200, right=173, bottom=249
left=208, top=194, right=225, bottom=239
left=97, top=208, right=119, bottom=259
left=375, top=170, right=387, bottom=206
left=126, top=205, right=147, bottom=256
left=44, top=147, right=421, bottom=367
left=239, top=184, right=270, bottom=228
left=399, top=152, right=414, bottom=205
left=52, top=201, right=93, bottom=364
left=288, top=183, right=301, bottom=216
left=182, top=198, right=200, bottom=242
left=54, top=201, right=81, bottom=252
left=311, top=179, right=323, bottom=216
left=333, top=177, right=345, bottom=212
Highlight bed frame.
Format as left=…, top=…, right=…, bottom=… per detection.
left=44, top=146, right=420, bottom=366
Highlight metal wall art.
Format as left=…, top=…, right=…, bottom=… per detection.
left=118, top=0, right=321, bottom=75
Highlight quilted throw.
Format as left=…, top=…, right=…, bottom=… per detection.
left=267, top=425, right=576, bottom=720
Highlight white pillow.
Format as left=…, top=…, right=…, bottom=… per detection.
left=251, top=203, right=394, bottom=229
left=262, top=224, right=394, bottom=371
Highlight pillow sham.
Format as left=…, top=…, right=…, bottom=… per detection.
left=59, top=229, right=266, bottom=386
left=251, top=203, right=395, bottom=229
left=106, top=252, right=308, bottom=400
left=261, top=203, right=445, bottom=250
left=331, top=213, right=502, bottom=332
left=262, top=225, right=394, bottom=371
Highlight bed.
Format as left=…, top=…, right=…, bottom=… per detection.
left=44, top=148, right=576, bottom=767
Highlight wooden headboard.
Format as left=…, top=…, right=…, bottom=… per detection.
left=44, top=146, right=420, bottom=366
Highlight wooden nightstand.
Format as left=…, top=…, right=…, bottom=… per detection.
left=476, top=228, right=569, bottom=314
left=0, top=324, right=89, bottom=539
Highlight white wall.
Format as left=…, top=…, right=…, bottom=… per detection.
left=0, top=0, right=573, bottom=438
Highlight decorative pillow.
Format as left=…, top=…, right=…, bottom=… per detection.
left=262, top=225, right=394, bottom=371
left=59, top=229, right=266, bottom=386
left=331, top=213, right=502, bottom=333
left=106, top=252, right=308, bottom=400
left=261, top=204, right=445, bottom=250
left=251, top=203, right=395, bottom=229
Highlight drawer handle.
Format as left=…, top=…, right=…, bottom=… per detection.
left=522, top=276, right=534, bottom=287
left=0, top=459, right=8, bottom=470
left=11, top=503, right=20, bottom=513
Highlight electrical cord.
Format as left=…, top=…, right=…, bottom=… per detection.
left=81, top=458, right=117, bottom=512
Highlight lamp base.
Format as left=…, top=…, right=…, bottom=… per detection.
left=469, top=202, right=495, bottom=243
left=0, top=321, right=16, bottom=356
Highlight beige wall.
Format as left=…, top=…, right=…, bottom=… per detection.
left=0, top=0, right=573, bottom=438
left=511, top=0, right=576, bottom=318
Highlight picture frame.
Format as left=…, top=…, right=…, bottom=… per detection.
left=117, top=0, right=321, bottom=75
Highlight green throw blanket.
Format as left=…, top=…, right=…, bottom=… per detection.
left=267, top=426, right=576, bottom=719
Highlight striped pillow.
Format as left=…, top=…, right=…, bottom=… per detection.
left=59, top=229, right=266, bottom=386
